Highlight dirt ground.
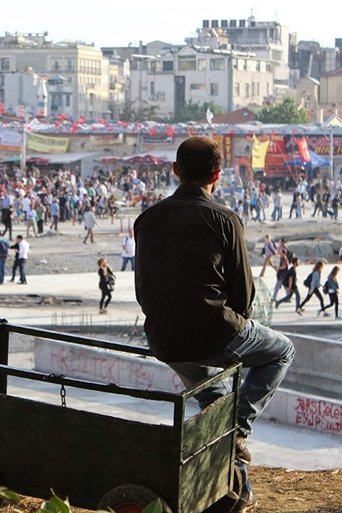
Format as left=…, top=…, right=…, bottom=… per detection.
left=1, top=468, right=341, bottom=513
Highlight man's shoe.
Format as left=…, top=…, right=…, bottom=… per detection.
left=323, top=312, right=330, bottom=317
left=335, top=316, right=342, bottom=320
left=230, top=490, right=257, bottom=512
left=235, top=435, right=252, bottom=465
left=317, top=310, right=321, bottom=317
left=296, top=308, right=303, bottom=316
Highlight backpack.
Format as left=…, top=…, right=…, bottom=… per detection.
left=286, top=249, right=294, bottom=262
left=322, top=280, right=329, bottom=295
left=303, top=272, right=313, bottom=288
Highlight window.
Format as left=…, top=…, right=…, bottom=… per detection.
left=65, top=94, right=71, bottom=107
left=198, top=59, right=206, bottom=71
left=162, top=61, right=173, bottom=71
left=245, top=83, right=250, bottom=97
left=210, top=58, right=225, bottom=71
left=53, top=60, right=60, bottom=71
left=210, top=83, right=218, bottom=96
left=252, top=82, right=255, bottom=96
left=150, top=81, right=155, bottom=95
left=257, top=82, right=260, bottom=95
left=243, top=60, right=247, bottom=70
left=178, top=56, right=196, bottom=71
left=235, top=82, right=240, bottom=96
left=272, top=50, right=282, bottom=61
left=66, top=58, right=74, bottom=71
left=0, top=58, right=10, bottom=71
left=256, top=61, right=261, bottom=71
left=150, top=61, right=157, bottom=72
left=190, top=83, right=206, bottom=90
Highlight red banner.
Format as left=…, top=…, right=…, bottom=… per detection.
left=296, top=137, right=311, bottom=162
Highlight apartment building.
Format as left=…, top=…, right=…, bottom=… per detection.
left=0, top=32, right=110, bottom=119
left=4, top=70, right=48, bottom=117
left=129, top=43, right=274, bottom=118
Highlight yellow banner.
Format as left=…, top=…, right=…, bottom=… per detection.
left=27, top=133, right=69, bottom=154
left=252, top=136, right=270, bottom=170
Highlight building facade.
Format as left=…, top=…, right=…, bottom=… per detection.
left=0, top=32, right=110, bottom=119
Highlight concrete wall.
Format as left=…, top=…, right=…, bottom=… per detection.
left=282, top=332, right=342, bottom=398
left=32, top=336, right=342, bottom=436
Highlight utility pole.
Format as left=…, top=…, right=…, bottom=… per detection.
left=329, top=127, right=334, bottom=183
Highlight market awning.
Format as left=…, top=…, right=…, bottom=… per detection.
left=286, top=150, right=329, bottom=168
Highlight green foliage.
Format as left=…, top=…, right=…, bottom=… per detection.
left=38, top=490, right=72, bottom=513
left=120, top=100, right=160, bottom=122
left=175, top=100, right=224, bottom=122
left=0, top=487, right=21, bottom=503
left=256, top=97, right=308, bottom=124
left=1, top=488, right=163, bottom=513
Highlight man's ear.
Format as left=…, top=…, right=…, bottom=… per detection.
left=210, top=170, right=221, bottom=184
left=173, top=162, right=180, bottom=177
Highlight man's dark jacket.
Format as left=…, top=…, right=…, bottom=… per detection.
left=134, top=184, right=255, bottom=363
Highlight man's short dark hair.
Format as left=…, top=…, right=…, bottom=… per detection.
left=291, top=257, right=299, bottom=265
left=176, top=136, right=223, bottom=185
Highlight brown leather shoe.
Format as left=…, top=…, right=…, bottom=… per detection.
left=230, top=491, right=257, bottom=512
left=235, top=435, right=252, bottom=465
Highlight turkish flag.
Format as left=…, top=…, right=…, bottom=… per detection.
left=297, top=137, right=311, bottom=162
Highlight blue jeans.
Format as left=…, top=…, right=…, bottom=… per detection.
left=18, top=258, right=27, bottom=283
left=169, top=319, right=294, bottom=436
left=0, top=258, right=5, bottom=283
left=121, top=256, right=135, bottom=271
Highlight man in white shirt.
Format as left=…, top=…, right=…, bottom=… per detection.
left=83, top=206, right=99, bottom=244
left=121, top=228, right=135, bottom=271
left=17, top=235, right=30, bottom=284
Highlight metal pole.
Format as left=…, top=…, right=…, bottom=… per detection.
left=20, top=123, right=27, bottom=173
left=0, top=321, right=9, bottom=394
left=329, top=127, right=334, bottom=183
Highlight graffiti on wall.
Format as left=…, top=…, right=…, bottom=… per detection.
left=295, top=398, right=342, bottom=433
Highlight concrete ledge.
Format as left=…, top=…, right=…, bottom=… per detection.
left=34, top=339, right=342, bottom=437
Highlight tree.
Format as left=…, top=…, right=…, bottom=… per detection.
left=120, top=100, right=159, bottom=122
left=175, top=100, right=225, bottom=123
left=256, top=97, right=308, bottom=124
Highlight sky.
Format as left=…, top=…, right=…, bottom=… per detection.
left=4, top=0, right=341, bottom=49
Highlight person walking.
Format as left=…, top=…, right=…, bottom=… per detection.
left=9, top=235, right=20, bottom=282
left=275, top=257, right=302, bottom=315
left=26, top=206, right=38, bottom=238
left=121, top=227, right=135, bottom=271
left=320, top=266, right=340, bottom=320
left=134, top=136, right=295, bottom=512
left=97, top=257, right=115, bottom=314
left=259, top=234, right=277, bottom=277
left=272, top=247, right=289, bottom=302
left=83, top=206, right=99, bottom=244
left=35, top=199, right=46, bottom=235
left=299, top=260, right=325, bottom=314
left=0, top=235, right=9, bottom=284
left=50, top=198, right=60, bottom=232
left=17, top=235, right=30, bottom=284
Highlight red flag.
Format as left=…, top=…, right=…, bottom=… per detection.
left=297, top=137, right=311, bottom=162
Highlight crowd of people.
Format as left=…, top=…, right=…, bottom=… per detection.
left=0, top=163, right=172, bottom=241
left=259, top=234, right=341, bottom=320
left=0, top=161, right=342, bottom=242
left=214, top=174, right=342, bottom=224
